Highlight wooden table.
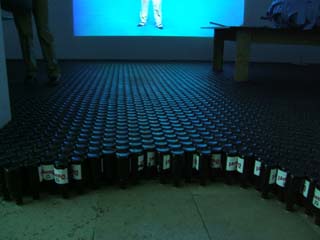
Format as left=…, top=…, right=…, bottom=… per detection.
left=213, top=27, right=320, bottom=81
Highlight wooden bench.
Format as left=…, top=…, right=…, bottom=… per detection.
left=213, top=26, right=320, bottom=81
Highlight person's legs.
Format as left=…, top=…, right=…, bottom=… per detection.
left=139, top=0, right=150, bottom=26
left=12, top=9, right=37, bottom=80
left=152, top=0, right=162, bottom=28
left=33, top=0, right=60, bottom=80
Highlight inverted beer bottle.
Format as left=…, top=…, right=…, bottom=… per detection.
left=171, top=149, right=185, bottom=187
left=260, top=157, right=278, bottom=199
left=157, top=146, right=171, bottom=184
left=312, top=182, right=320, bottom=225
left=183, top=145, right=196, bottom=183
left=71, top=153, right=85, bottom=194
left=54, top=156, right=69, bottom=199
left=237, top=147, right=254, bottom=188
left=4, top=162, right=23, bottom=205
left=198, top=148, right=211, bottom=186
left=210, top=145, right=223, bottom=181
left=116, top=150, right=130, bottom=189
left=221, top=144, right=238, bottom=185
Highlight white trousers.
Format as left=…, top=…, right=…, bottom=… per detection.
left=139, top=0, right=162, bottom=26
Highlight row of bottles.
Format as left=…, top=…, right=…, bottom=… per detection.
left=1, top=142, right=319, bottom=226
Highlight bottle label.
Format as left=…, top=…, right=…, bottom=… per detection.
left=302, top=180, right=310, bottom=198
left=237, top=157, right=245, bottom=174
left=72, top=164, right=82, bottom=180
left=226, top=156, right=237, bottom=171
left=38, top=166, right=43, bottom=183
left=276, top=169, right=287, bottom=188
left=312, top=187, right=320, bottom=209
left=253, top=160, right=261, bottom=176
left=163, top=154, right=171, bottom=170
left=42, top=164, right=54, bottom=181
left=211, top=154, right=221, bottom=169
left=268, top=168, right=277, bottom=184
left=54, top=168, right=69, bottom=185
left=192, top=154, right=200, bottom=171
left=138, top=155, right=144, bottom=171
left=147, top=152, right=156, bottom=167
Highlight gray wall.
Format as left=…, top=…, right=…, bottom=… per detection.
left=0, top=9, right=12, bottom=128
left=2, top=0, right=320, bottom=62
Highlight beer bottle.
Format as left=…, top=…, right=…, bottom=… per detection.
left=25, top=157, right=41, bottom=200
left=221, top=144, right=238, bottom=185
left=157, top=147, right=171, bottom=184
left=171, top=149, right=185, bottom=187
left=54, top=156, right=69, bottom=199
left=313, top=182, right=320, bottom=225
left=252, top=155, right=263, bottom=190
left=143, top=143, right=157, bottom=179
left=191, top=143, right=207, bottom=179
left=301, top=176, right=316, bottom=216
left=275, top=161, right=290, bottom=202
left=284, top=165, right=304, bottom=212
left=41, top=151, right=56, bottom=194
left=199, top=148, right=211, bottom=186
left=250, top=146, right=267, bottom=188
left=71, top=153, right=85, bottom=194
left=116, top=150, right=130, bottom=189
left=183, top=145, right=196, bottom=183
left=210, top=145, right=223, bottom=182
left=4, top=163, right=23, bottom=205
left=237, top=147, right=254, bottom=189
left=0, top=155, right=12, bottom=201
left=87, top=146, right=102, bottom=189
left=129, top=147, right=144, bottom=185
left=260, top=157, right=278, bottom=199
left=102, top=148, right=117, bottom=184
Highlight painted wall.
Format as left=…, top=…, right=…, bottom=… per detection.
left=2, top=0, right=320, bottom=63
left=0, top=8, right=12, bottom=128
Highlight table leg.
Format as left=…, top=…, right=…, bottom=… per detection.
left=213, top=30, right=224, bottom=72
left=235, top=30, right=251, bottom=82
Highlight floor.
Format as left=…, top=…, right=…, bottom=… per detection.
left=1, top=61, right=320, bottom=239
left=1, top=181, right=320, bottom=240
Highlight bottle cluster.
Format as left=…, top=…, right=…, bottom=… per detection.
left=0, top=63, right=319, bottom=228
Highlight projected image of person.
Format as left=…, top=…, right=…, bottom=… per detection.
left=11, top=0, right=61, bottom=86
left=137, top=0, right=163, bottom=29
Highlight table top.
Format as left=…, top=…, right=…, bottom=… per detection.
left=215, top=25, right=320, bottom=33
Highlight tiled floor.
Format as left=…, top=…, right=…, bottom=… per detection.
left=1, top=181, right=320, bottom=240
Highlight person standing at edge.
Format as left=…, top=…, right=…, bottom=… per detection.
left=138, top=0, right=163, bottom=29
left=11, top=0, right=61, bottom=86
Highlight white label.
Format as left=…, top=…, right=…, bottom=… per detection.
left=268, top=168, right=277, bottom=184
left=42, top=164, right=54, bottom=181
left=237, top=157, right=245, bottom=174
left=54, top=168, right=69, bottom=185
left=254, top=160, right=261, bottom=176
left=163, top=155, right=171, bottom=170
left=303, top=180, right=310, bottom=198
left=211, top=154, right=221, bottom=169
left=38, top=166, right=43, bottom=182
left=276, top=169, right=287, bottom=188
left=312, top=188, right=320, bottom=209
left=72, top=164, right=82, bottom=180
left=138, top=155, right=144, bottom=171
left=147, top=152, right=156, bottom=167
left=226, top=156, right=237, bottom=171
left=192, top=154, right=200, bottom=171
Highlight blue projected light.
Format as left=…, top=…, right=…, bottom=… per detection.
left=73, top=0, right=244, bottom=37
